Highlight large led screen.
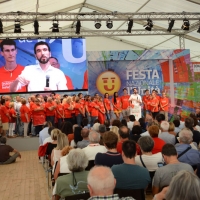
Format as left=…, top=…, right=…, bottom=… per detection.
left=0, top=38, right=87, bottom=94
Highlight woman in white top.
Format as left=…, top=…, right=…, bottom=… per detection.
left=135, top=136, right=163, bottom=172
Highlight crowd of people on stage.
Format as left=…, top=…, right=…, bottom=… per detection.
left=1, top=88, right=200, bottom=199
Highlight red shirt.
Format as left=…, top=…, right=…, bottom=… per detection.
left=74, top=103, right=83, bottom=116
left=63, top=103, right=72, bottom=118
left=82, top=70, right=88, bottom=89
left=20, top=105, right=30, bottom=123
left=150, top=98, right=159, bottom=112
left=9, top=108, right=16, bottom=123
left=45, top=102, right=56, bottom=116
left=98, top=102, right=105, bottom=113
left=142, top=95, right=150, bottom=110
left=65, top=75, right=74, bottom=90
left=121, top=95, right=130, bottom=109
left=104, top=98, right=111, bottom=111
left=160, top=97, right=169, bottom=111
left=152, top=137, right=166, bottom=154
left=56, top=104, right=64, bottom=119
left=112, top=97, right=121, bottom=111
left=0, top=105, right=9, bottom=123
left=0, top=65, right=26, bottom=93
left=32, top=104, right=46, bottom=126
left=90, top=101, right=99, bottom=116
left=85, top=101, right=92, bottom=113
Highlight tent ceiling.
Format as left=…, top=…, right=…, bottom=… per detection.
left=0, top=0, right=200, bottom=61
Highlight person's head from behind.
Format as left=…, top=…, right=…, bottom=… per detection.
left=156, top=114, right=165, bottom=123
left=81, top=128, right=89, bottom=139
left=61, top=121, right=73, bottom=135
left=103, top=131, right=118, bottom=150
left=104, top=120, right=110, bottom=128
left=87, top=166, right=116, bottom=196
left=129, top=115, right=135, bottom=122
left=165, top=170, right=200, bottom=200
left=99, top=124, right=106, bottom=134
left=34, top=41, right=51, bottom=64
left=82, top=118, right=89, bottom=127
left=56, top=132, right=69, bottom=150
left=112, top=119, right=121, bottom=128
left=51, top=128, right=61, bottom=141
left=121, top=119, right=127, bottom=127
left=43, top=121, right=52, bottom=129
left=173, top=119, right=180, bottom=128
left=119, top=126, right=129, bottom=140
left=61, top=146, right=73, bottom=156
left=184, top=117, right=194, bottom=129
left=88, top=131, right=100, bottom=144
left=162, top=144, right=177, bottom=164
left=160, top=121, right=170, bottom=131
left=49, top=57, right=60, bottom=69
left=148, top=125, right=160, bottom=138
left=138, top=136, right=154, bottom=153
left=168, top=122, right=175, bottom=132
left=74, top=126, right=83, bottom=144
left=0, top=136, right=6, bottom=144
left=179, top=128, right=193, bottom=144
left=92, top=123, right=100, bottom=132
left=122, top=140, right=136, bottom=160
left=132, top=125, right=142, bottom=136
left=67, top=148, right=88, bottom=172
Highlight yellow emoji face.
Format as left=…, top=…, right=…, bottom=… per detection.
left=96, top=71, right=121, bottom=95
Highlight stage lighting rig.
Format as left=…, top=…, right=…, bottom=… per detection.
left=0, top=19, right=3, bottom=33
left=167, top=19, right=175, bottom=32
left=181, top=18, right=190, bottom=30
left=127, top=19, right=133, bottom=33
left=34, top=20, right=39, bottom=35
left=50, top=20, right=60, bottom=32
left=144, top=19, right=153, bottom=31
left=197, top=25, right=200, bottom=33
left=14, top=20, right=23, bottom=33
left=106, top=19, right=113, bottom=29
left=76, top=20, right=81, bottom=34
left=95, top=20, right=101, bottom=29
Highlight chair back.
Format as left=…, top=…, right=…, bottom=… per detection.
left=114, top=188, right=145, bottom=200
left=65, top=192, right=90, bottom=200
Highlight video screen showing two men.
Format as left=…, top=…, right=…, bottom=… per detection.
left=0, top=38, right=87, bottom=94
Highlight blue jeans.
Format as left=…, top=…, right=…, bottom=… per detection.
left=58, top=118, right=64, bottom=129
left=86, top=112, right=91, bottom=125
left=76, top=114, right=82, bottom=127
left=46, top=116, right=55, bottom=126
left=90, top=116, right=98, bottom=127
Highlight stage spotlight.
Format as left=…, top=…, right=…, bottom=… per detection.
left=34, top=20, right=39, bottom=35
left=14, top=20, right=22, bottom=33
left=197, top=26, right=200, bottom=33
left=144, top=19, right=153, bottom=31
left=95, top=20, right=101, bottom=29
left=50, top=20, right=59, bottom=32
left=167, top=19, right=175, bottom=32
left=181, top=18, right=190, bottom=30
left=76, top=20, right=81, bottom=34
left=0, top=19, right=3, bottom=33
left=127, top=19, right=133, bottom=33
left=106, top=19, right=113, bottom=29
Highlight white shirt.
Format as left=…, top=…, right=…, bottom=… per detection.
left=60, top=155, right=71, bottom=174
left=127, top=121, right=134, bottom=130
left=17, top=64, right=67, bottom=91
left=129, top=94, right=142, bottom=106
left=82, top=144, right=107, bottom=160
left=43, top=136, right=53, bottom=145
left=39, top=127, right=49, bottom=145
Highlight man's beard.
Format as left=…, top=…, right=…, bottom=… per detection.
left=38, top=56, right=49, bottom=64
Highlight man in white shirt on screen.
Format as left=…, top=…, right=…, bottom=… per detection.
left=129, top=88, right=142, bottom=120
left=10, top=41, right=67, bottom=92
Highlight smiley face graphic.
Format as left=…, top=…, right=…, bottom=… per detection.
left=96, top=71, right=121, bottom=95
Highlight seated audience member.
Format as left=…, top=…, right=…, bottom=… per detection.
left=117, top=126, right=130, bottom=154
left=104, top=120, right=110, bottom=131
left=111, top=140, right=151, bottom=189
left=173, top=119, right=181, bottom=134
left=130, top=125, right=142, bottom=142
left=158, top=121, right=175, bottom=145
left=95, top=131, right=123, bottom=168
left=53, top=149, right=89, bottom=199
left=184, top=117, right=200, bottom=145
left=83, top=131, right=107, bottom=161
left=39, top=121, right=52, bottom=145
left=82, top=118, right=89, bottom=129
left=149, top=125, right=165, bottom=154
left=127, top=115, right=135, bottom=130
left=138, top=117, right=146, bottom=132
left=168, top=122, right=176, bottom=136
left=141, top=120, right=160, bottom=137
left=152, top=144, right=193, bottom=195
left=54, top=146, right=73, bottom=180
left=0, top=137, right=21, bottom=164
left=87, top=166, right=135, bottom=200
left=77, top=128, right=90, bottom=149
left=154, top=170, right=200, bottom=200
left=92, top=123, right=100, bottom=132
left=72, top=126, right=83, bottom=147
left=155, top=114, right=165, bottom=124
left=43, top=126, right=55, bottom=144
left=136, top=136, right=162, bottom=172
left=99, top=124, right=106, bottom=145
left=112, top=119, right=121, bottom=128
left=189, top=113, right=200, bottom=132
left=110, top=125, right=120, bottom=141
left=175, top=128, right=200, bottom=167
left=61, top=121, right=74, bottom=144
left=121, top=119, right=127, bottom=127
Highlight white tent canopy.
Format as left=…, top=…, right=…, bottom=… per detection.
left=0, top=0, right=200, bottom=61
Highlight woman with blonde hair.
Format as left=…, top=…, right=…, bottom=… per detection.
left=168, top=122, right=176, bottom=136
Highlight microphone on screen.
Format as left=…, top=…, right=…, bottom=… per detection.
left=46, top=75, right=50, bottom=87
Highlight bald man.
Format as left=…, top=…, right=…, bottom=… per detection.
left=87, top=166, right=135, bottom=199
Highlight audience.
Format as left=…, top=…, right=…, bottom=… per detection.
left=43, top=126, right=55, bottom=144
left=173, top=119, right=181, bottom=134
left=130, top=125, right=142, bottom=142
left=77, top=128, right=90, bottom=149
left=60, top=121, right=74, bottom=144
left=117, top=126, right=130, bottom=154
left=99, top=124, right=106, bottom=145
left=168, top=122, right=176, bottom=136
left=39, top=121, right=52, bottom=145
left=127, top=115, right=135, bottom=130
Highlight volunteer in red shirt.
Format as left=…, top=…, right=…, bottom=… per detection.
left=90, top=96, right=99, bottom=126
left=112, top=92, right=122, bottom=120
left=0, top=99, right=10, bottom=136
left=45, top=97, right=56, bottom=126
left=74, top=97, right=84, bottom=127
left=8, top=102, right=17, bottom=138
left=0, top=39, right=26, bottom=93
left=150, top=92, right=159, bottom=119
left=98, top=96, right=105, bottom=124
left=142, top=89, right=150, bottom=117
left=55, top=99, right=64, bottom=129
left=160, top=92, right=169, bottom=121
left=20, top=99, right=30, bottom=137
left=104, top=93, right=111, bottom=121
left=71, top=95, right=76, bottom=125
left=63, top=96, right=74, bottom=123
left=32, top=98, right=46, bottom=137
left=85, top=95, right=91, bottom=125
left=121, top=88, right=130, bottom=120
left=78, top=93, right=85, bottom=116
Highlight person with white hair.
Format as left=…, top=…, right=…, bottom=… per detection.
left=158, top=121, right=175, bottom=145
left=175, top=128, right=200, bottom=167
left=87, top=166, right=135, bottom=200
left=82, top=131, right=107, bottom=161
left=92, top=123, right=100, bottom=132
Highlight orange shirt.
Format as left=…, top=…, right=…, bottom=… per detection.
left=20, top=105, right=30, bottom=123
left=160, top=97, right=169, bottom=111
left=0, top=65, right=26, bottom=93
left=90, top=101, right=99, bottom=116
left=5, top=101, right=10, bottom=109
left=74, top=103, right=83, bottom=116
left=150, top=98, right=159, bottom=112
left=9, top=108, right=16, bottom=123
left=85, top=101, right=92, bottom=113
left=104, top=98, right=111, bottom=111
left=32, top=104, right=46, bottom=126
left=142, top=95, right=150, bottom=110
left=67, top=134, right=74, bottom=144
left=121, top=95, right=130, bottom=109
left=45, top=102, right=56, bottom=116
left=0, top=105, right=9, bottom=123
left=56, top=104, right=64, bottom=119
left=32, top=104, right=45, bottom=116
left=98, top=102, right=105, bottom=113
left=63, top=103, right=72, bottom=118
left=65, top=75, right=74, bottom=90
left=112, top=97, right=122, bottom=111
left=82, top=70, right=88, bottom=89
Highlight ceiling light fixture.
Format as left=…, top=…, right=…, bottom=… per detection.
left=167, top=18, right=175, bottom=32
left=0, top=19, right=3, bottom=33
left=14, top=20, right=22, bottom=33
left=50, top=20, right=60, bottom=32
left=76, top=20, right=81, bottom=34
left=144, top=18, right=153, bottom=31
left=34, top=20, right=39, bottom=35
left=181, top=18, right=190, bottom=30
left=127, top=19, right=133, bottom=33
left=106, top=19, right=113, bottom=29
left=197, top=25, right=200, bottom=33
left=95, top=20, right=101, bottom=29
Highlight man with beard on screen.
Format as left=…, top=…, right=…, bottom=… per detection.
left=10, top=41, right=67, bottom=92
